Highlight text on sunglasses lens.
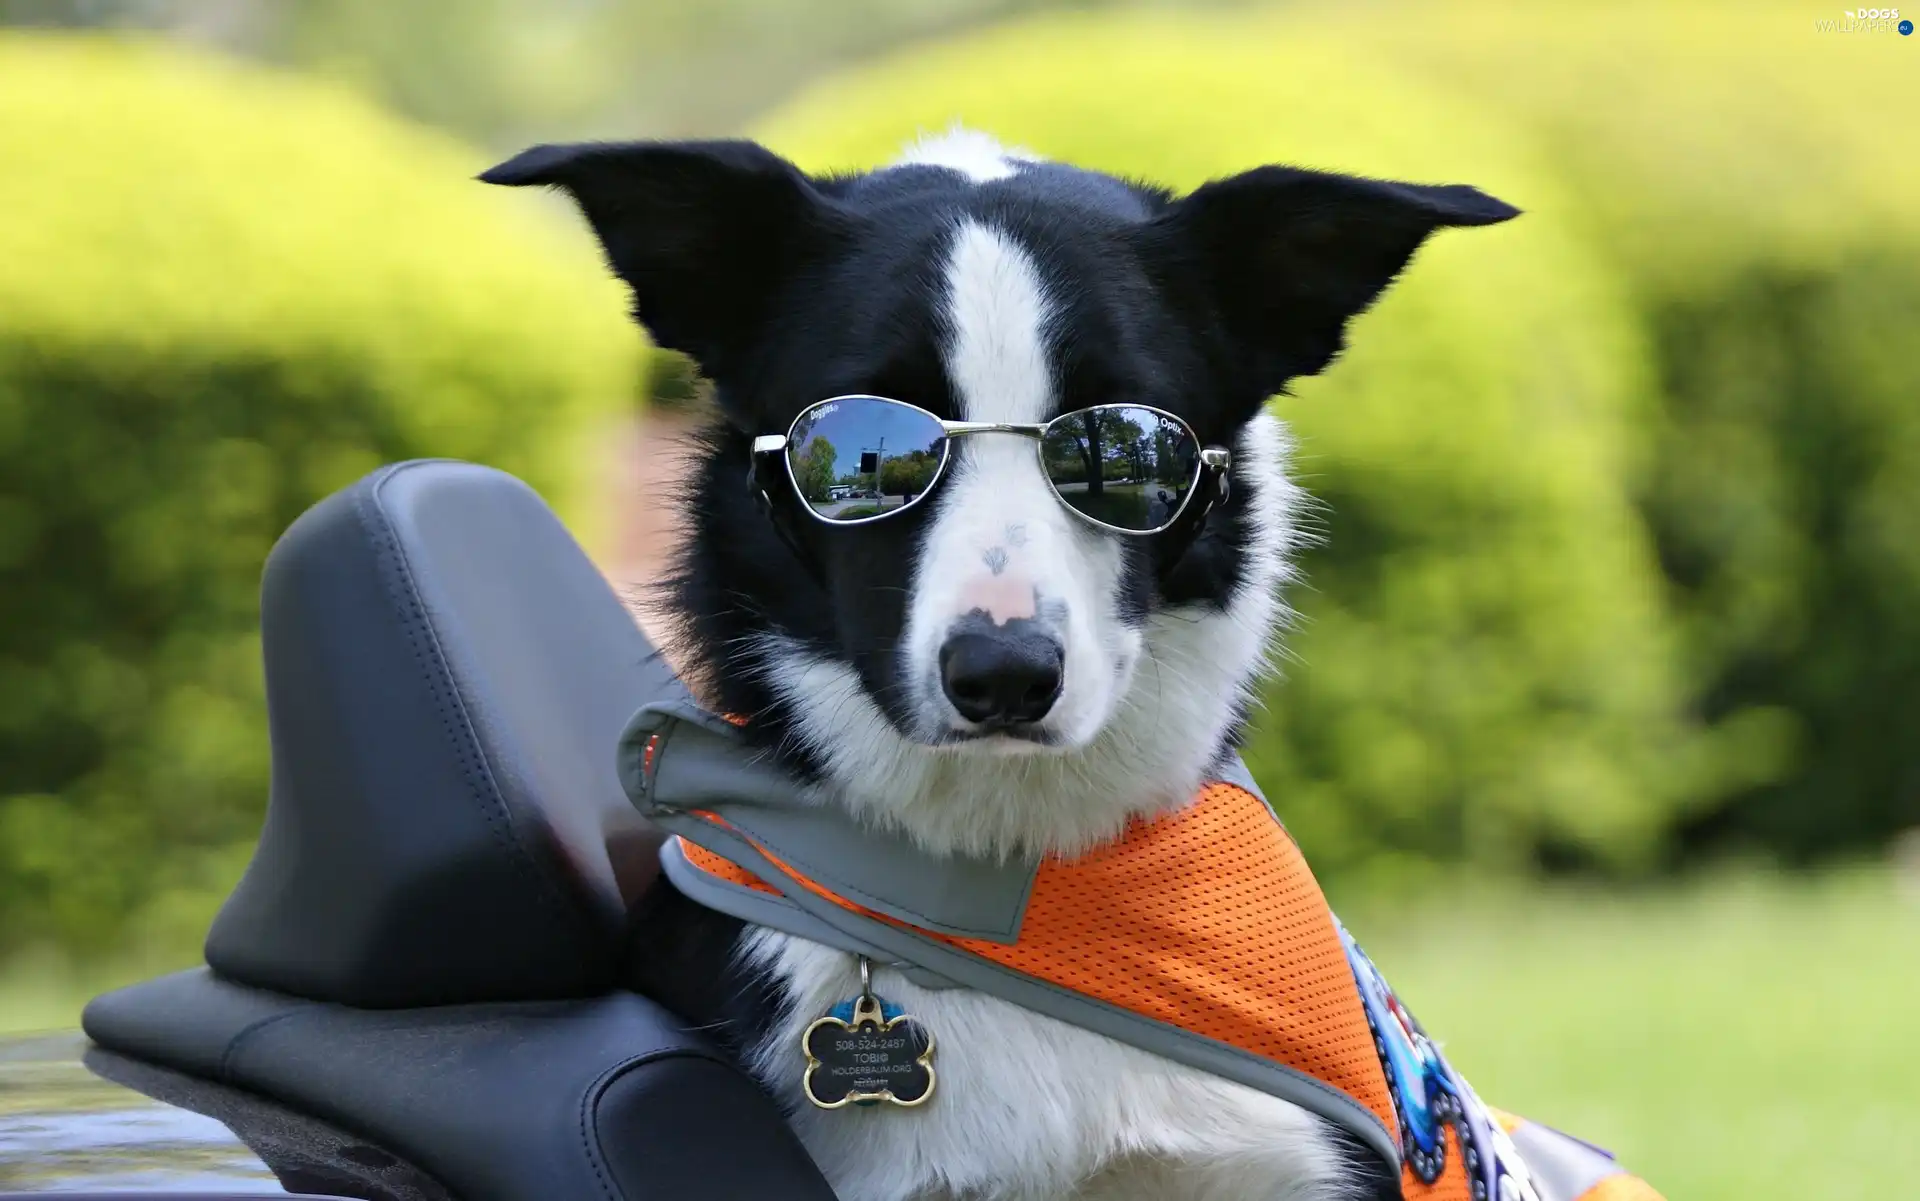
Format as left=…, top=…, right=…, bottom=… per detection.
left=787, top=398, right=947, bottom=522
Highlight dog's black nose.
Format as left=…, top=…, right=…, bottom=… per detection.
left=939, top=629, right=1063, bottom=726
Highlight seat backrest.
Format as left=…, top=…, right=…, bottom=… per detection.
left=206, top=459, right=686, bottom=1007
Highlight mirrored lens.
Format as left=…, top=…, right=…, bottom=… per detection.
left=1041, top=406, right=1200, bottom=532
left=786, top=397, right=948, bottom=523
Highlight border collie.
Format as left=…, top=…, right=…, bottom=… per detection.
left=483, top=129, right=1517, bottom=1201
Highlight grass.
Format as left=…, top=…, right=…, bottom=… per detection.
left=1336, top=864, right=1920, bottom=1201
left=4, top=866, right=1914, bottom=1198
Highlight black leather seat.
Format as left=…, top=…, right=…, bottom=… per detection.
left=83, top=460, right=837, bottom=1201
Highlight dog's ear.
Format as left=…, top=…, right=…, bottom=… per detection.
left=481, top=139, right=843, bottom=381
left=1142, top=165, right=1518, bottom=398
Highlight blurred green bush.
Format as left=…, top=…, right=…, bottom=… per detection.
left=0, top=34, right=641, bottom=957
left=1289, top=0, right=1920, bottom=862
left=753, top=13, right=1735, bottom=886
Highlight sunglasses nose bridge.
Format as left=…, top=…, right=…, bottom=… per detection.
left=939, top=422, right=1048, bottom=440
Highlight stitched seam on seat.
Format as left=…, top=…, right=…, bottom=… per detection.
left=358, top=464, right=579, bottom=934
left=579, top=1046, right=726, bottom=1201
left=218, top=1008, right=307, bottom=1083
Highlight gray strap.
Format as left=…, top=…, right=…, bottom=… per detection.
left=659, top=839, right=964, bottom=991
left=624, top=702, right=1041, bottom=941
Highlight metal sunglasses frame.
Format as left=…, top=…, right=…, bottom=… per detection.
left=752, top=394, right=1232, bottom=536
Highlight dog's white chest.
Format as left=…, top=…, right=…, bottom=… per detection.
left=740, top=929, right=1346, bottom=1201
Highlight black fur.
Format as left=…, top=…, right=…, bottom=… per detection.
left=1317, top=1117, right=1406, bottom=1201
left=619, top=876, right=784, bottom=1070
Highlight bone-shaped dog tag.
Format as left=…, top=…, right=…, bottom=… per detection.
left=801, top=957, right=936, bottom=1109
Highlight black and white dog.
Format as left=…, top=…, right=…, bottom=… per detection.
left=484, top=129, right=1516, bottom=1201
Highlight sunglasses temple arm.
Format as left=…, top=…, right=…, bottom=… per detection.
left=749, top=451, right=832, bottom=586
left=1152, top=459, right=1231, bottom=585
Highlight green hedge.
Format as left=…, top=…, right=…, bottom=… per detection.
left=752, top=14, right=1729, bottom=886
left=0, top=34, right=641, bottom=956
left=1288, top=0, right=1920, bottom=861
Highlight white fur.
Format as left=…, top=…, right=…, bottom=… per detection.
left=741, top=931, right=1347, bottom=1201
left=900, top=220, right=1133, bottom=751
left=894, top=126, right=1034, bottom=183
left=736, top=141, right=1329, bottom=1199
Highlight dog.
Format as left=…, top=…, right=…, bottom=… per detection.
left=483, top=130, right=1518, bottom=1201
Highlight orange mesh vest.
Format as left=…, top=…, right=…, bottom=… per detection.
left=619, top=703, right=1663, bottom=1201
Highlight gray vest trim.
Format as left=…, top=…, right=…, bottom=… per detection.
left=621, top=704, right=1399, bottom=1172
left=1508, top=1123, right=1621, bottom=1201
left=1214, top=752, right=1266, bottom=803
left=624, top=702, right=1040, bottom=942
left=659, top=839, right=964, bottom=991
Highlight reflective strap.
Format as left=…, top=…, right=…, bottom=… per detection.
left=660, top=837, right=965, bottom=991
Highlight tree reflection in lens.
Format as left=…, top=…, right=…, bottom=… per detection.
left=1042, top=406, right=1196, bottom=530
left=793, top=434, right=838, bottom=503
left=786, top=398, right=947, bottom=522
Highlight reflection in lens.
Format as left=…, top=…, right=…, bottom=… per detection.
left=786, top=397, right=948, bottom=522
left=1041, top=406, right=1199, bottom=531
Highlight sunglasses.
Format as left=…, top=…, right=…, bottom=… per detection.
left=751, top=395, right=1231, bottom=535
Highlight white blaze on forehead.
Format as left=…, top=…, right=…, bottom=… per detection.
left=943, top=221, right=1054, bottom=426
left=892, top=217, right=1133, bottom=744
left=892, top=127, right=1036, bottom=184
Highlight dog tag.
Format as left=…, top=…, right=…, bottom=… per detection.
left=801, top=957, right=936, bottom=1109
